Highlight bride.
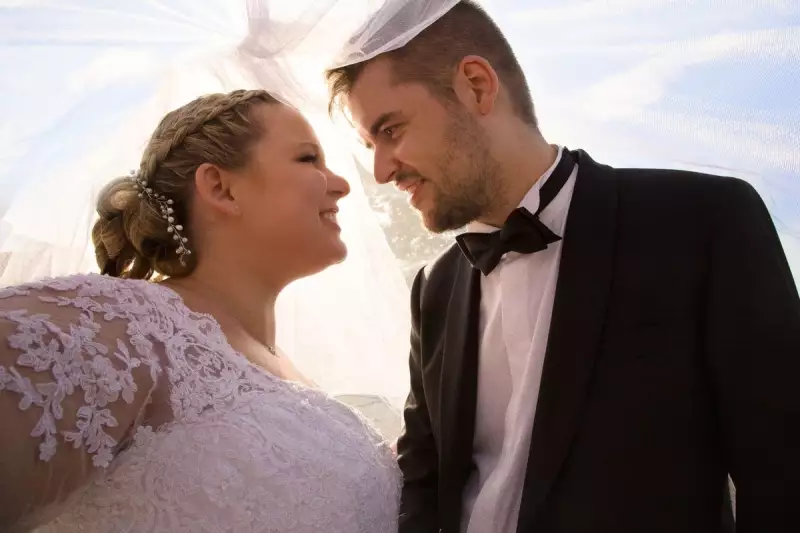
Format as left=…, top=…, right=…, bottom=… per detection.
left=0, top=89, right=399, bottom=532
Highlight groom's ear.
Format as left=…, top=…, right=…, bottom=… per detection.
left=453, top=55, right=500, bottom=117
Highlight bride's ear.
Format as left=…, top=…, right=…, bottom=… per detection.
left=194, top=163, right=241, bottom=217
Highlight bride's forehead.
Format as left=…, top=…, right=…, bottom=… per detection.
left=257, top=105, right=319, bottom=144
left=257, top=103, right=307, bottom=127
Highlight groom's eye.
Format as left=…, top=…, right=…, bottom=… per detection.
left=380, top=125, right=400, bottom=139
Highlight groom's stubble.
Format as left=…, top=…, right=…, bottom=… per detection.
left=421, top=103, right=504, bottom=234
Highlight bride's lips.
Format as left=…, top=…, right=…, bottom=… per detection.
left=320, top=208, right=341, bottom=231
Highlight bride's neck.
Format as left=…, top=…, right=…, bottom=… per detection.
left=165, top=260, right=280, bottom=349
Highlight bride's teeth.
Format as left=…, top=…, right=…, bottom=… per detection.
left=322, top=212, right=337, bottom=222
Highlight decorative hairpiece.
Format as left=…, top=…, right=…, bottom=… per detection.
left=129, top=169, right=191, bottom=265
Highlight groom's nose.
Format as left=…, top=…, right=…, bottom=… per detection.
left=373, top=147, right=397, bottom=185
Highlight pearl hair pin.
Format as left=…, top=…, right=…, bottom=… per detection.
left=129, top=170, right=191, bottom=265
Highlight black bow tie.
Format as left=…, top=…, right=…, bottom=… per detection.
left=456, top=150, right=575, bottom=276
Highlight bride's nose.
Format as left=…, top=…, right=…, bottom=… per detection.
left=326, top=170, right=351, bottom=199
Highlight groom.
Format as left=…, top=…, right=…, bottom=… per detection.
left=328, top=1, right=800, bottom=532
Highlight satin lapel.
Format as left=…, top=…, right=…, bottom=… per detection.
left=516, top=149, right=619, bottom=530
left=438, top=255, right=481, bottom=527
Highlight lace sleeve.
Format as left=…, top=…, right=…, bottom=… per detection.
left=0, top=277, right=161, bottom=531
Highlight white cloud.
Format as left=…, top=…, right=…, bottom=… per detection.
left=514, top=0, right=798, bottom=23
left=576, top=27, right=799, bottom=121
left=532, top=22, right=799, bottom=184
left=638, top=110, right=798, bottom=172
left=514, top=0, right=689, bottom=22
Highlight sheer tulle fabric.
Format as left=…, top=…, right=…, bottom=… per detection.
left=2, top=0, right=797, bottom=397
left=0, top=0, right=800, bottom=533
left=0, top=5, right=798, bottom=528
left=0, top=0, right=442, bottom=405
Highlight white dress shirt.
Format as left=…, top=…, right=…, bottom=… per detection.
left=461, top=146, right=579, bottom=533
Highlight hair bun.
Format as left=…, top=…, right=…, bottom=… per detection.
left=91, top=177, right=145, bottom=277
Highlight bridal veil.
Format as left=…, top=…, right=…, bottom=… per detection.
left=0, top=0, right=797, bottom=428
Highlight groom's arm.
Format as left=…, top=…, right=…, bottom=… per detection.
left=705, top=177, right=800, bottom=532
left=397, top=268, right=440, bottom=533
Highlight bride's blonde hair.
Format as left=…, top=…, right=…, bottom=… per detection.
left=92, top=89, right=278, bottom=280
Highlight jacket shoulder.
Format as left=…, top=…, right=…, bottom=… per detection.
left=409, top=242, right=466, bottom=306
left=422, top=243, right=462, bottom=282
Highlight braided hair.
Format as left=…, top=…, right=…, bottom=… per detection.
left=92, top=89, right=279, bottom=280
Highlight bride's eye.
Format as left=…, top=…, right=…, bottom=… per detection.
left=299, top=154, right=319, bottom=163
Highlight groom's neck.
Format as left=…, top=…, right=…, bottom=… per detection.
left=482, top=127, right=556, bottom=226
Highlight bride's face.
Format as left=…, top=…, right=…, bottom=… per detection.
left=227, top=104, right=350, bottom=279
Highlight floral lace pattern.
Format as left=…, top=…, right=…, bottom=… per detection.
left=0, top=276, right=162, bottom=467
left=0, top=274, right=399, bottom=533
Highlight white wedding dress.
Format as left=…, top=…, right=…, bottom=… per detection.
left=0, top=274, right=400, bottom=533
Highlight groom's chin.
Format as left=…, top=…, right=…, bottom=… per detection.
left=419, top=211, right=444, bottom=234
left=419, top=208, right=463, bottom=235
left=414, top=204, right=439, bottom=233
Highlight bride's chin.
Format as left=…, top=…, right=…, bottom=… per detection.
left=327, top=239, right=348, bottom=265
left=307, top=240, right=348, bottom=274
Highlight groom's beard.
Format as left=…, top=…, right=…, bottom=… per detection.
left=423, top=112, right=501, bottom=234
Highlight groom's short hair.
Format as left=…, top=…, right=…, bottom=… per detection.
left=326, top=0, right=537, bottom=127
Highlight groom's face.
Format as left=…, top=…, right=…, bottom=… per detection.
left=345, top=58, right=498, bottom=233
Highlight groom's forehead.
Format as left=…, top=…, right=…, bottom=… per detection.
left=347, top=61, right=429, bottom=131
left=346, top=60, right=397, bottom=122
left=352, top=56, right=396, bottom=93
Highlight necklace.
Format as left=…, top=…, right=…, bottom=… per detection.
left=266, top=344, right=277, bottom=357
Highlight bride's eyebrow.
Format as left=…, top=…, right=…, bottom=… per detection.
left=296, top=141, right=321, bottom=152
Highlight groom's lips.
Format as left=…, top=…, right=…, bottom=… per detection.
left=398, top=179, right=425, bottom=208
left=410, top=181, right=428, bottom=209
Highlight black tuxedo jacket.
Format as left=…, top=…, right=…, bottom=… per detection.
left=397, top=149, right=800, bottom=533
